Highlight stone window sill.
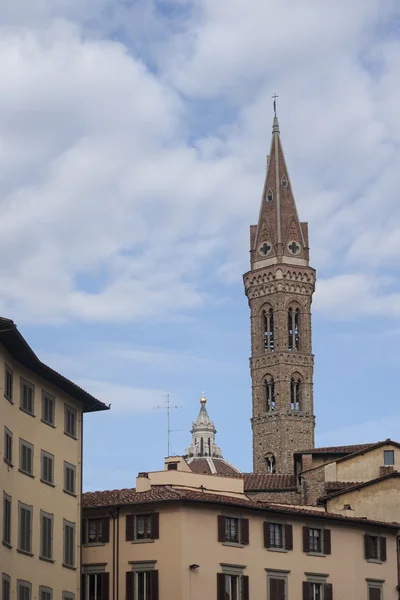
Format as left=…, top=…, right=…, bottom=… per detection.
left=4, top=458, right=13, bottom=468
left=39, top=556, right=55, bottom=564
left=62, top=563, right=76, bottom=571
left=19, top=407, right=35, bottom=418
left=17, top=548, right=34, bottom=557
left=267, top=546, right=289, bottom=553
left=63, top=489, right=77, bottom=498
left=306, top=552, right=326, bottom=558
left=131, top=539, right=154, bottom=544
left=367, top=559, right=383, bottom=565
left=4, top=395, right=13, bottom=404
left=64, top=431, right=77, bottom=441
left=18, top=469, right=34, bottom=479
left=2, top=541, right=12, bottom=550
left=222, top=542, right=244, bottom=549
left=41, top=419, right=55, bottom=429
left=83, top=542, right=106, bottom=547
left=41, top=479, right=55, bottom=488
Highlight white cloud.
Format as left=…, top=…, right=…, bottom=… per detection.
left=77, top=379, right=171, bottom=413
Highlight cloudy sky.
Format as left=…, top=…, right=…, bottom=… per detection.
left=2, top=0, right=400, bottom=491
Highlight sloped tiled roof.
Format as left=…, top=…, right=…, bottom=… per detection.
left=82, top=484, right=399, bottom=530
left=324, top=481, right=362, bottom=493
left=299, top=443, right=375, bottom=455
left=243, top=473, right=297, bottom=491
left=320, top=471, right=400, bottom=502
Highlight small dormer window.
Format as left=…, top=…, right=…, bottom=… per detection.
left=167, top=463, right=178, bottom=470
left=384, top=450, right=394, bottom=466
left=267, top=189, right=273, bottom=202
left=281, top=175, right=288, bottom=187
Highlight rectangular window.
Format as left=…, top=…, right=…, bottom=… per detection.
left=82, top=573, right=110, bottom=600
left=303, top=580, right=333, bottom=600
left=3, top=493, right=11, bottom=546
left=365, top=534, right=386, bottom=562
left=41, top=451, right=54, bottom=485
left=225, top=517, right=239, bottom=543
left=309, top=528, right=321, bottom=553
left=64, top=405, right=77, bottom=438
left=18, top=502, right=33, bottom=554
left=17, top=581, right=31, bottom=600
left=126, top=571, right=158, bottom=600
left=217, top=516, right=249, bottom=545
left=368, top=586, right=382, bottom=600
left=42, top=393, right=55, bottom=426
left=39, top=588, right=52, bottom=600
left=2, top=575, right=10, bottom=600
left=63, top=520, right=75, bottom=567
left=40, top=511, right=53, bottom=560
left=269, top=523, right=283, bottom=548
left=5, top=365, right=13, bottom=402
left=62, top=594, right=74, bottom=600
left=384, top=450, right=394, bottom=466
left=20, top=379, right=34, bottom=415
left=126, top=513, right=159, bottom=542
left=4, top=428, right=12, bottom=465
left=64, top=462, right=76, bottom=495
left=19, top=440, right=33, bottom=476
left=267, top=575, right=286, bottom=600
left=83, top=518, right=110, bottom=544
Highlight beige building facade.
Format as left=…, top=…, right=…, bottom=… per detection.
left=82, top=459, right=399, bottom=600
left=0, top=318, right=108, bottom=600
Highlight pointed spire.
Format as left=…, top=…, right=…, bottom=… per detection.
left=185, top=393, right=223, bottom=458
left=250, top=113, right=309, bottom=268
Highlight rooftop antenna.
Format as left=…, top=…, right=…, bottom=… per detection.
left=272, top=93, right=279, bottom=117
left=154, top=394, right=182, bottom=457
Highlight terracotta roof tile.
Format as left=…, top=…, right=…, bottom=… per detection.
left=300, top=443, right=375, bottom=455
left=243, top=473, right=297, bottom=491
left=324, top=481, right=362, bottom=492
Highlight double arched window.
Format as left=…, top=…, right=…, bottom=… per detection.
left=265, top=453, right=276, bottom=473
left=288, top=306, right=300, bottom=351
left=264, top=375, right=275, bottom=412
left=263, top=307, right=275, bottom=352
left=290, top=376, right=302, bottom=411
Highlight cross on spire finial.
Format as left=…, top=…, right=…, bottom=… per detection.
left=272, top=94, right=279, bottom=117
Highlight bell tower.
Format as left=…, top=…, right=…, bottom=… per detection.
left=243, top=114, right=316, bottom=474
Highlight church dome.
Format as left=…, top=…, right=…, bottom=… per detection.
left=185, top=393, right=240, bottom=476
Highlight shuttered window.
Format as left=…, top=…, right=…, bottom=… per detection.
left=19, top=440, right=33, bottom=476
left=18, top=502, right=32, bottom=553
left=364, top=534, right=386, bottom=562
left=126, top=513, right=159, bottom=542
left=64, top=405, right=77, bottom=438
left=4, top=428, right=12, bottom=464
left=63, top=520, right=75, bottom=567
left=217, top=574, right=249, bottom=600
left=39, top=587, right=52, bottom=600
left=368, top=587, right=382, bottom=600
left=2, top=575, right=10, bottom=600
left=217, top=516, right=249, bottom=545
left=3, top=493, right=11, bottom=545
left=42, top=393, right=55, bottom=426
left=5, top=365, right=13, bottom=402
left=126, top=570, right=158, bottom=600
left=41, top=451, right=54, bottom=485
left=82, top=518, right=110, bottom=544
left=82, top=573, right=109, bottom=600
left=267, top=577, right=286, bottom=600
left=20, top=380, right=34, bottom=415
left=303, top=581, right=333, bottom=600
left=40, top=511, right=53, bottom=560
left=264, top=522, right=293, bottom=550
left=303, top=527, right=331, bottom=554
left=64, top=462, right=76, bottom=495
left=17, top=582, right=31, bottom=600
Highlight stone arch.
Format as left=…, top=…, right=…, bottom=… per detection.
left=290, top=371, right=303, bottom=411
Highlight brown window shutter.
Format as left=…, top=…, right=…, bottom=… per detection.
left=81, top=574, right=86, bottom=600
left=150, top=570, right=159, bottom=600
left=364, top=534, right=371, bottom=560
left=324, top=583, right=333, bottom=600
left=126, top=572, right=134, bottom=600
left=82, top=520, right=87, bottom=545
left=240, top=518, right=249, bottom=545
left=101, top=573, right=110, bottom=600
left=277, top=579, right=285, bottom=600
left=303, top=581, right=312, bottom=600
left=380, top=536, right=387, bottom=562
left=369, top=589, right=381, bottom=600
left=303, top=526, right=310, bottom=552
left=242, top=575, right=249, bottom=600
left=102, top=518, right=110, bottom=544
left=126, top=515, right=134, bottom=541
left=218, top=516, right=226, bottom=542
left=217, top=573, right=225, bottom=600
left=264, top=522, right=270, bottom=548
left=269, top=578, right=278, bottom=600
left=151, top=513, right=159, bottom=540
left=284, top=524, right=293, bottom=550
left=323, top=529, right=331, bottom=555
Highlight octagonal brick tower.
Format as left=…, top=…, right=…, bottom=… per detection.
left=243, top=116, right=316, bottom=474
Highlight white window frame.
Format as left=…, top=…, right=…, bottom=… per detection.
left=4, top=365, right=13, bottom=403
left=17, top=580, right=31, bottom=600
left=20, top=378, right=34, bottom=415
left=19, top=439, right=34, bottom=476
left=39, top=587, right=53, bottom=600
left=266, top=569, right=289, bottom=600
left=41, top=450, right=54, bottom=485
left=63, top=520, right=76, bottom=568
left=40, top=510, right=53, bottom=560
left=18, top=502, right=33, bottom=554
left=2, top=574, right=10, bottom=600
left=129, top=562, right=157, bottom=600
left=64, top=462, right=76, bottom=495
left=42, top=392, right=55, bottom=427
left=64, top=404, right=77, bottom=439
left=4, top=428, right=12, bottom=465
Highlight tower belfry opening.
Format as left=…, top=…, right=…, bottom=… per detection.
left=243, top=113, right=316, bottom=474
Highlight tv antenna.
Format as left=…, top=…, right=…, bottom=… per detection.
left=154, top=394, right=182, bottom=456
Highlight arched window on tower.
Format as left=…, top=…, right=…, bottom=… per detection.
left=263, top=307, right=275, bottom=352
left=267, top=188, right=273, bottom=202
left=265, top=453, right=276, bottom=473
left=264, top=376, right=275, bottom=412
left=281, top=175, right=288, bottom=187
left=290, top=376, right=302, bottom=411
left=288, top=306, right=300, bottom=351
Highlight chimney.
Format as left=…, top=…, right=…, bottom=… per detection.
left=136, top=472, right=151, bottom=492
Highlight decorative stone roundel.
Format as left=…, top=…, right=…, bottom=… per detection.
left=259, top=242, right=272, bottom=257
left=288, top=240, right=301, bottom=255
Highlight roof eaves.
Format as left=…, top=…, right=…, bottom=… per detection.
left=319, top=471, right=400, bottom=502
